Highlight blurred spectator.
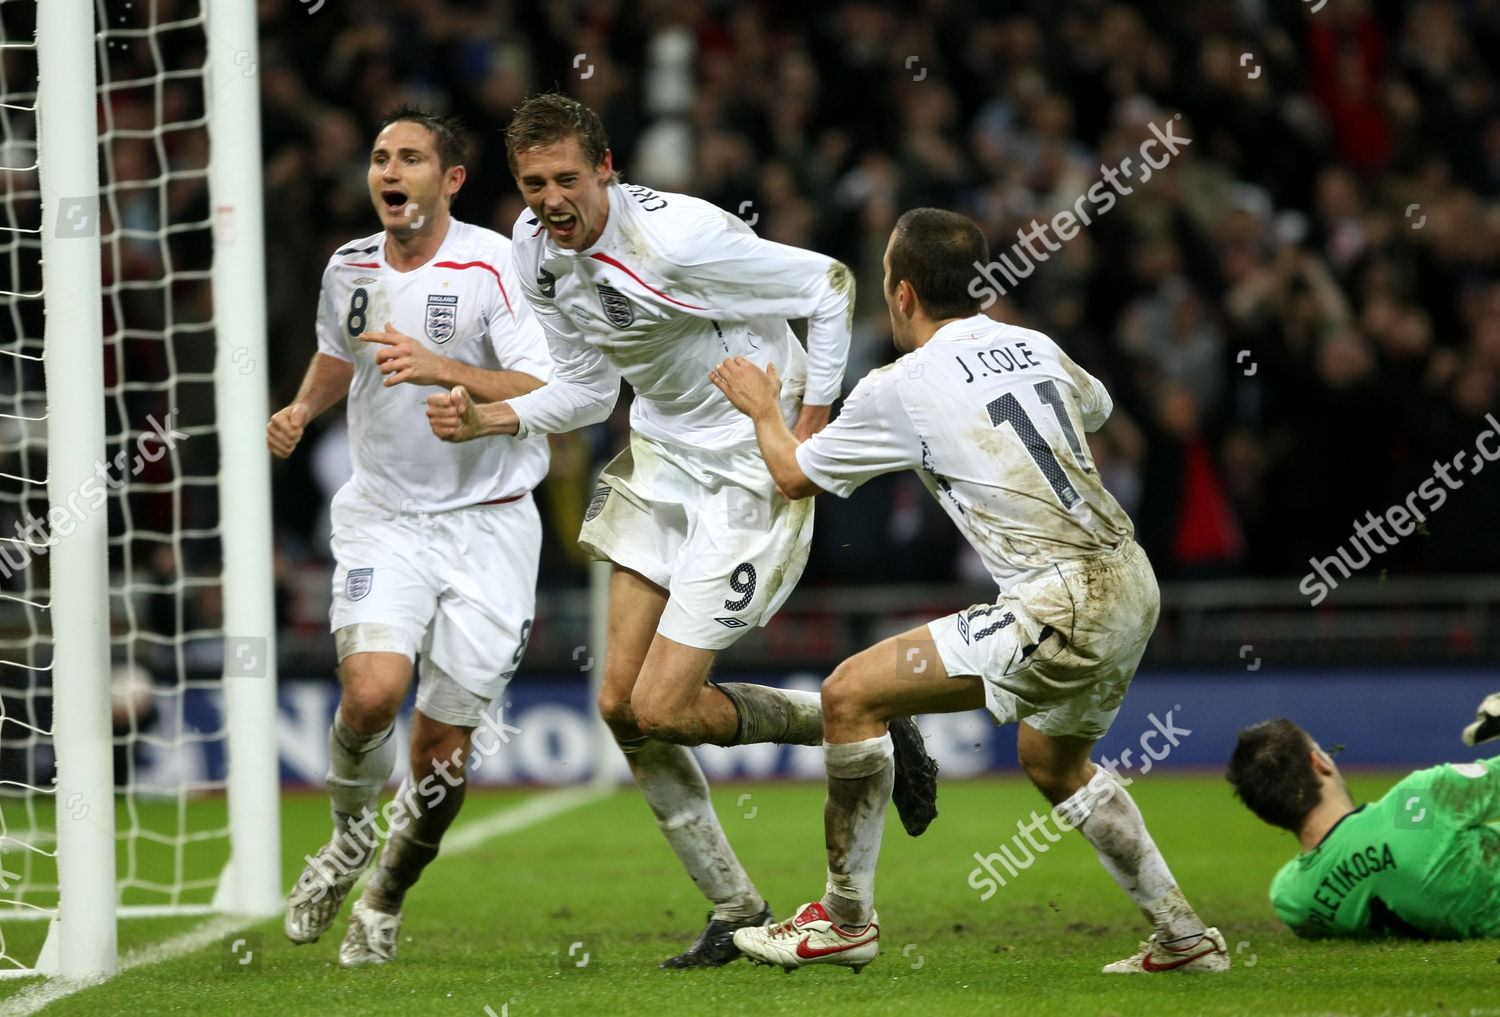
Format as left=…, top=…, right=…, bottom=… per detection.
left=68, top=0, right=1500, bottom=593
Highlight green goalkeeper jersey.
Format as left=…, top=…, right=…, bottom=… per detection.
left=1270, top=756, right=1500, bottom=939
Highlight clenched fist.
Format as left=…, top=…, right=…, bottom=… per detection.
left=427, top=385, right=483, bottom=442
left=267, top=403, right=310, bottom=459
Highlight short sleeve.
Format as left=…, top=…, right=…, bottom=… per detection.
left=795, top=369, right=922, bottom=498
left=315, top=261, right=353, bottom=363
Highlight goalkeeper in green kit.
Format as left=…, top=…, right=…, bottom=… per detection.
left=1227, top=717, right=1500, bottom=939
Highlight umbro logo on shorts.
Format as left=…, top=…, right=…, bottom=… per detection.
left=585, top=485, right=612, bottom=522
left=346, top=567, right=374, bottom=601
left=714, top=617, right=748, bottom=629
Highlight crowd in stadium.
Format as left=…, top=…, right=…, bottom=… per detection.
left=234, top=0, right=1500, bottom=591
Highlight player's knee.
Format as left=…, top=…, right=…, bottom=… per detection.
left=338, top=684, right=401, bottom=734
left=1020, top=754, right=1092, bottom=806
left=820, top=661, right=869, bottom=728
left=410, top=726, right=466, bottom=779
left=631, top=694, right=697, bottom=745
left=597, top=688, right=640, bottom=738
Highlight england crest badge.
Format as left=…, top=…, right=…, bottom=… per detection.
left=425, top=294, right=458, bottom=344
left=584, top=484, right=612, bottom=522
left=596, top=284, right=635, bottom=328
left=346, top=567, right=374, bottom=601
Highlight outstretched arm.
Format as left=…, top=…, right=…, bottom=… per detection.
left=710, top=357, right=823, bottom=500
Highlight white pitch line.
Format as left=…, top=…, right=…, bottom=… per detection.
left=442, top=786, right=610, bottom=855
left=0, top=787, right=611, bottom=1017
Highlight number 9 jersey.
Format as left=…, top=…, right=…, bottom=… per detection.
left=315, top=219, right=554, bottom=513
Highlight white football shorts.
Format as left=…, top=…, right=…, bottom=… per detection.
left=928, top=539, right=1160, bottom=741
left=579, top=431, right=814, bottom=651
left=328, top=484, right=541, bottom=708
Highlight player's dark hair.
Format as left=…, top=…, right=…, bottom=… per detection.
left=1225, top=718, right=1324, bottom=832
left=888, top=207, right=989, bottom=321
left=378, top=106, right=467, bottom=171
left=505, top=93, right=617, bottom=181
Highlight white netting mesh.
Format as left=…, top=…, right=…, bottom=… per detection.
left=0, top=0, right=236, bottom=973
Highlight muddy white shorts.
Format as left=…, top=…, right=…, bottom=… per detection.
left=329, top=484, right=541, bottom=708
left=578, top=431, right=814, bottom=651
left=928, top=540, right=1160, bottom=741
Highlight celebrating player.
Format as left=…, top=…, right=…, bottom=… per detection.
left=1228, top=718, right=1500, bottom=939
left=712, top=207, right=1228, bottom=974
left=426, top=93, right=938, bottom=968
left=269, top=108, right=553, bottom=967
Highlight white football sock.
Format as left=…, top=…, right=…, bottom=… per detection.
left=716, top=683, right=824, bottom=746
left=1061, top=767, right=1205, bottom=945
left=821, top=734, right=894, bottom=930
left=621, top=736, right=765, bottom=921
left=326, top=712, right=396, bottom=865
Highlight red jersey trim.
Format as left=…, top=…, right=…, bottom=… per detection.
left=588, top=253, right=708, bottom=311
left=434, top=260, right=514, bottom=317
left=343, top=262, right=380, bottom=269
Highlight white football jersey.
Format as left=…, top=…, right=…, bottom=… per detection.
left=795, top=315, right=1135, bottom=588
left=316, top=219, right=554, bottom=513
left=506, top=182, right=854, bottom=450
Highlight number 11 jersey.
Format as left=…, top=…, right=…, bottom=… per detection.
left=794, top=314, right=1134, bottom=588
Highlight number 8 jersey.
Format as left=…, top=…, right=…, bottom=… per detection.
left=794, top=315, right=1134, bottom=587
left=315, top=220, right=554, bottom=513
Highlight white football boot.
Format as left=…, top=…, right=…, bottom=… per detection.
left=284, top=835, right=375, bottom=945
left=733, top=901, right=879, bottom=972
left=1102, top=927, right=1230, bottom=974
left=339, top=898, right=403, bottom=968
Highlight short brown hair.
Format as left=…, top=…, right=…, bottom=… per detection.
left=378, top=106, right=466, bottom=171
left=888, top=208, right=988, bottom=320
left=1226, top=718, right=1323, bottom=832
left=505, top=93, right=613, bottom=179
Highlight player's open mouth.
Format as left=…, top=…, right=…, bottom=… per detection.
left=382, top=190, right=407, bottom=210
left=547, top=212, right=579, bottom=240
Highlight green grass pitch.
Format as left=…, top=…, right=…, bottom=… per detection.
left=1, top=772, right=1495, bottom=1016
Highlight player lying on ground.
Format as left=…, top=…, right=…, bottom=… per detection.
left=1228, top=717, right=1500, bottom=938
left=708, top=207, right=1227, bottom=974
left=269, top=108, right=554, bottom=967
left=425, top=93, right=937, bottom=968
left=1463, top=692, right=1500, bottom=746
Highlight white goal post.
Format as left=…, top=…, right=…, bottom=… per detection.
left=0, top=0, right=280, bottom=980
left=35, top=0, right=117, bottom=981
